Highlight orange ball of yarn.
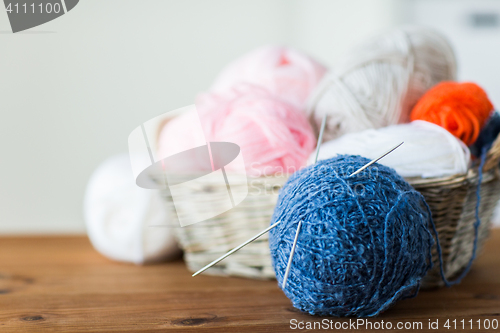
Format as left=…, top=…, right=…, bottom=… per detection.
left=410, top=82, right=493, bottom=145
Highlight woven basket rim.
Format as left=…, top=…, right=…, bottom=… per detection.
left=156, top=133, right=500, bottom=188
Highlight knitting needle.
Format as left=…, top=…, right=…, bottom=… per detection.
left=282, top=221, right=302, bottom=289
left=349, top=141, right=404, bottom=177
left=192, top=221, right=281, bottom=277
left=281, top=114, right=328, bottom=289
left=313, top=114, right=328, bottom=163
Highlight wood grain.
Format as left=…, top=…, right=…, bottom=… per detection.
left=0, top=231, right=499, bottom=332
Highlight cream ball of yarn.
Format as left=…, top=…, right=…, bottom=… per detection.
left=84, top=154, right=180, bottom=264
left=308, top=26, right=457, bottom=142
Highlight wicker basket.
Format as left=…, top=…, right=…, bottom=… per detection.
left=409, top=136, right=500, bottom=288
left=161, top=137, right=500, bottom=287
left=161, top=175, right=287, bottom=279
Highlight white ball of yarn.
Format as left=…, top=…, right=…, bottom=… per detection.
left=310, top=121, right=470, bottom=179
left=84, top=154, right=180, bottom=264
left=308, top=26, right=457, bottom=142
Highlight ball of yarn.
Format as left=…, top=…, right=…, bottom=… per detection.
left=211, top=45, right=327, bottom=108
left=84, top=154, right=180, bottom=264
left=411, top=82, right=494, bottom=145
left=308, top=26, right=456, bottom=141
left=157, top=108, right=207, bottom=162
left=269, top=155, right=433, bottom=317
left=310, top=121, right=470, bottom=178
left=470, top=111, right=500, bottom=157
left=196, top=84, right=316, bottom=176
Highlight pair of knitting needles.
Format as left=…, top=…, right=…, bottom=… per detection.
left=192, top=114, right=404, bottom=284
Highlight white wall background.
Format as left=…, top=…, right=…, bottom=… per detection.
left=0, top=0, right=399, bottom=234
left=0, top=0, right=498, bottom=234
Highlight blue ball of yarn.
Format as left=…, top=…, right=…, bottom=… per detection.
left=269, top=155, right=434, bottom=317
left=470, top=111, right=500, bottom=157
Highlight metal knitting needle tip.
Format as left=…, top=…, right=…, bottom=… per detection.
left=192, top=221, right=281, bottom=277
left=349, top=141, right=404, bottom=177
left=282, top=220, right=302, bottom=289
left=314, top=114, right=327, bottom=164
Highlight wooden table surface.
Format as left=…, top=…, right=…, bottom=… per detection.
left=0, top=231, right=499, bottom=332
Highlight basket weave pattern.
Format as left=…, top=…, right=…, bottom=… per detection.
left=410, top=168, right=500, bottom=287
left=162, top=176, right=287, bottom=279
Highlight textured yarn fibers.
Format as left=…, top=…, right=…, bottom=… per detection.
left=269, top=155, right=434, bottom=317
left=196, top=84, right=316, bottom=176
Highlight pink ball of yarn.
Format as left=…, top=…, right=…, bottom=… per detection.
left=197, top=85, right=316, bottom=176
left=211, top=46, right=327, bottom=108
left=157, top=109, right=206, bottom=160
